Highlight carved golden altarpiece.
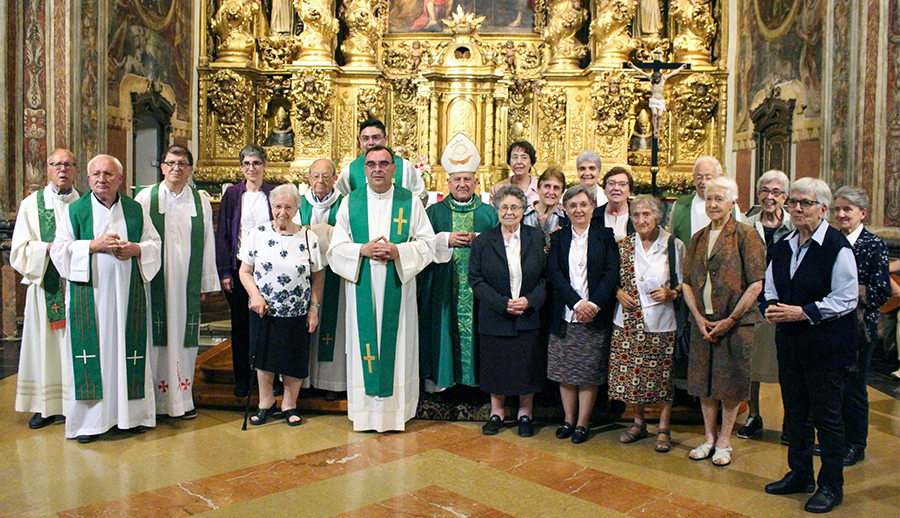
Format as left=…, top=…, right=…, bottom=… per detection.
left=195, top=0, right=728, bottom=195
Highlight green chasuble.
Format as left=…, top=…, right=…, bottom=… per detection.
left=418, top=195, right=498, bottom=388
left=349, top=187, right=413, bottom=397
left=346, top=154, right=406, bottom=192
left=147, top=184, right=205, bottom=348
left=298, top=194, right=343, bottom=361
left=68, top=194, right=148, bottom=401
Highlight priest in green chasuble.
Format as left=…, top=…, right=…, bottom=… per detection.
left=418, top=134, right=498, bottom=391
left=335, top=118, right=429, bottom=205
left=51, top=155, right=161, bottom=442
left=135, top=145, right=219, bottom=419
left=294, top=158, right=347, bottom=397
left=327, top=145, right=435, bottom=432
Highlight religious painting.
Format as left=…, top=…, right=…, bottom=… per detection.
left=388, top=0, right=534, bottom=33
left=108, top=0, right=193, bottom=123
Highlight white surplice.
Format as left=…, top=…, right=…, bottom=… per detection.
left=135, top=184, right=219, bottom=417
left=327, top=186, right=435, bottom=431
left=295, top=189, right=348, bottom=391
left=51, top=194, right=161, bottom=438
left=10, top=186, right=79, bottom=417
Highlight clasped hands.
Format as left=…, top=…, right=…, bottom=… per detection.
left=506, top=297, right=530, bottom=315
left=90, top=232, right=141, bottom=260
left=361, top=236, right=399, bottom=262
left=764, top=303, right=806, bottom=324
left=447, top=231, right=476, bottom=248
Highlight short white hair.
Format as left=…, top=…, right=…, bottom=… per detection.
left=756, top=169, right=789, bottom=193
left=692, top=156, right=723, bottom=177
left=87, top=154, right=123, bottom=175
left=705, top=176, right=738, bottom=202
left=575, top=150, right=601, bottom=170
left=269, top=183, right=302, bottom=208
left=791, top=178, right=832, bottom=210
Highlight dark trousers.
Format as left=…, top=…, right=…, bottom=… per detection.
left=224, top=270, right=251, bottom=387
left=779, top=362, right=845, bottom=491
left=843, top=340, right=874, bottom=448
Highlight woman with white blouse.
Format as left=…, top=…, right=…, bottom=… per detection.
left=238, top=184, right=325, bottom=426
left=610, top=195, right=685, bottom=453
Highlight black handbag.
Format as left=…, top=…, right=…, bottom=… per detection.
left=667, top=235, right=691, bottom=371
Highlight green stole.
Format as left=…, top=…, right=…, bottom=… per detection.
left=298, top=193, right=343, bottom=361
left=36, top=189, right=68, bottom=331
left=68, top=194, right=148, bottom=401
left=348, top=187, right=412, bottom=397
left=347, top=154, right=406, bottom=192
left=147, top=184, right=205, bottom=348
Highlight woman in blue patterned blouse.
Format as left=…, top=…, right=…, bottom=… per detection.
left=831, top=186, right=892, bottom=465
left=239, top=184, right=325, bottom=426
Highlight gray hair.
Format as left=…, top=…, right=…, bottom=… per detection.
left=562, top=184, right=596, bottom=206
left=491, top=185, right=527, bottom=210
left=756, top=169, right=790, bottom=194
left=692, top=156, right=723, bottom=177
left=87, top=154, right=123, bottom=175
left=239, top=145, right=267, bottom=164
left=705, top=176, right=739, bottom=202
left=630, top=194, right=665, bottom=221
left=269, top=183, right=302, bottom=208
left=833, top=185, right=869, bottom=212
left=309, top=158, right=337, bottom=176
left=790, top=178, right=832, bottom=209
left=575, top=150, right=601, bottom=171
left=47, top=149, right=75, bottom=165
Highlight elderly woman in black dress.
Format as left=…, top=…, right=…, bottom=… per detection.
left=238, top=184, right=325, bottom=426
left=832, top=186, right=892, bottom=465
left=470, top=185, right=547, bottom=437
left=546, top=185, right=619, bottom=444
left=610, top=195, right=684, bottom=453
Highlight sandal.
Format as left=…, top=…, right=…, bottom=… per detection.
left=283, top=408, right=303, bottom=427
left=712, top=445, right=733, bottom=467
left=655, top=429, right=672, bottom=453
left=619, top=422, right=648, bottom=444
left=249, top=403, right=278, bottom=426
left=689, top=442, right=715, bottom=460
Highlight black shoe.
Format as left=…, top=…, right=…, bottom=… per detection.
left=181, top=408, right=198, bottom=420
left=324, top=390, right=339, bottom=402
left=125, top=425, right=149, bottom=435
left=813, top=444, right=822, bottom=456
left=765, top=472, right=816, bottom=495
left=482, top=415, right=503, bottom=435
left=517, top=415, right=534, bottom=438
left=843, top=444, right=865, bottom=466
left=571, top=426, right=589, bottom=444
left=805, top=486, right=843, bottom=513
left=28, top=413, right=59, bottom=429
left=233, top=382, right=250, bottom=398
left=556, top=422, right=574, bottom=439
left=737, top=414, right=763, bottom=439
left=780, top=431, right=790, bottom=445
left=76, top=434, right=98, bottom=444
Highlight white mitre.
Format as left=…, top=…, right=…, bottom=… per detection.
left=441, top=133, right=481, bottom=174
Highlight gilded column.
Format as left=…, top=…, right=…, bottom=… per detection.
left=295, top=0, right=338, bottom=65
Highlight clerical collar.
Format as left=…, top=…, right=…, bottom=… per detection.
left=450, top=195, right=475, bottom=206
left=312, top=190, right=334, bottom=203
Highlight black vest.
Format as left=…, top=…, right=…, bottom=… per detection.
left=770, top=225, right=856, bottom=370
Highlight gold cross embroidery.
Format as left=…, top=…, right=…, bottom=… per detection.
left=321, top=333, right=334, bottom=346
left=51, top=303, right=60, bottom=314
left=363, top=343, right=376, bottom=373
left=393, top=208, right=407, bottom=235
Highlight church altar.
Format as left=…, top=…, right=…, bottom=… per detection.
left=194, top=0, right=728, bottom=195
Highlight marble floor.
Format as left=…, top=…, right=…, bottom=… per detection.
left=1, top=374, right=898, bottom=518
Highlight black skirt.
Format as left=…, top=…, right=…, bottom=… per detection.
left=478, top=329, right=546, bottom=395
left=249, top=312, right=310, bottom=379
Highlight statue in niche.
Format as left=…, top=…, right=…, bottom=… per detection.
left=628, top=61, right=687, bottom=137
left=264, top=106, right=294, bottom=147
left=634, top=0, right=662, bottom=39
left=504, top=40, right=517, bottom=71
left=269, top=0, right=294, bottom=34
left=629, top=109, right=653, bottom=151
left=410, top=40, right=423, bottom=71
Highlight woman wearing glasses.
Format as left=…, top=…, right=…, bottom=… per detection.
left=470, top=186, right=548, bottom=437
left=216, top=146, right=275, bottom=398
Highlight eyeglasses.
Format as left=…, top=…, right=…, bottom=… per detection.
left=759, top=187, right=785, bottom=197
left=498, top=204, right=523, bottom=212
left=49, top=162, right=76, bottom=169
left=365, top=161, right=393, bottom=169
left=161, top=161, right=191, bottom=169
left=605, top=180, right=630, bottom=189
left=241, top=160, right=265, bottom=168
left=785, top=198, right=820, bottom=209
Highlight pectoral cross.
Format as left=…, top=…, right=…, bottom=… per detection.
left=321, top=333, right=334, bottom=347
left=76, top=349, right=96, bottom=364
left=363, top=343, right=376, bottom=373
left=127, top=351, right=144, bottom=365
left=393, top=208, right=407, bottom=235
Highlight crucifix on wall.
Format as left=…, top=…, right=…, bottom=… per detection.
left=625, top=59, right=691, bottom=196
